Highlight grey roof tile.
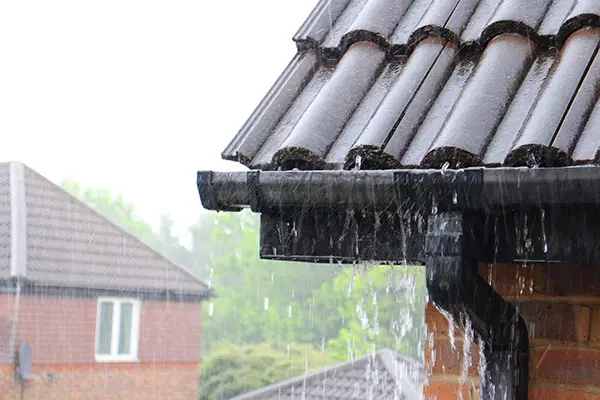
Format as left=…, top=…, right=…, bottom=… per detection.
left=1, top=162, right=210, bottom=298
left=223, top=0, right=600, bottom=172
left=232, top=349, right=424, bottom=400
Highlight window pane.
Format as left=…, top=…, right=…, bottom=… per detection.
left=118, top=303, right=133, bottom=355
left=97, top=302, right=113, bottom=355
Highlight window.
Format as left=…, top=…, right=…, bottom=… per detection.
left=95, top=298, right=141, bottom=362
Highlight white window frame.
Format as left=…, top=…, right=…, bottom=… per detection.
left=94, top=297, right=141, bottom=362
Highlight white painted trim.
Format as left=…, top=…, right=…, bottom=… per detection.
left=94, top=297, right=141, bottom=363
left=9, top=162, right=27, bottom=277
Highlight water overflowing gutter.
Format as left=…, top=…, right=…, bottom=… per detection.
left=426, top=212, right=528, bottom=400
left=197, top=165, right=600, bottom=400
left=197, top=166, right=600, bottom=212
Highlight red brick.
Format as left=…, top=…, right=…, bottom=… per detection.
left=478, top=263, right=537, bottom=298
left=533, top=347, right=600, bottom=386
left=425, top=337, right=480, bottom=377
left=479, top=263, right=600, bottom=298
left=0, top=293, right=203, bottom=398
left=590, top=309, right=600, bottom=343
left=529, top=387, right=594, bottom=400
left=425, top=303, right=459, bottom=338
left=424, top=381, right=471, bottom=400
left=518, top=302, right=591, bottom=342
left=0, top=365, right=199, bottom=400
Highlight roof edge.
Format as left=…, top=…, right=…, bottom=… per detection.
left=0, top=277, right=212, bottom=303
left=230, top=348, right=423, bottom=400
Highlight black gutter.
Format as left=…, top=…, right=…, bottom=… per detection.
left=426, top=212, right=528, bottom=400
left=197, top=166, right=600, bottom=212
left=197, top=165, right=600, bottom=400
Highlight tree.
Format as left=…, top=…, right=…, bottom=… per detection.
left=61, top=179, right=157, bottom=244
left=201, top=210, right=338, bottom=350
left=201, top=210, right=426, bottom=362
left=199, top=342, right=331, bottom=400
left=323, top=264, right=427, bottom=362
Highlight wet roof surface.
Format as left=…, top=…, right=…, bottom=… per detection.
left=0, top=162, right=210, bottom=299
left=232, top=349, right=423, bottom=400
left=223, top=0, right=600, bottom=171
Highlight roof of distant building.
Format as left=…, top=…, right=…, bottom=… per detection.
left=0, top=162, right=210, bottom=301
left=231, top=348, right=424, bottom=400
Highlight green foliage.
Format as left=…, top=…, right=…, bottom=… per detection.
left=325, top=264, right=426, bottom=361
left=62, top=179, right=428, bottom=394
left=199, top=342, right=331, bottom=400
left=203, top=210, right=426, bottom=362
left=203, top=210, right=337, bottom=349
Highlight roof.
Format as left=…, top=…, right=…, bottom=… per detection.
left=231, top=349, right=424, bottom=400
left=0, top=162, right=210, bottom=300
left=223, top=0, right=600, bottom=171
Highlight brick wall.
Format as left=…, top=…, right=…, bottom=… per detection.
left=0, top=363, right=199, bottom=400
left=424, top=263, right=600, bottom=399
left=0, top=293, right=203, bottom=399
left=0, top=294, right=15, bottom=364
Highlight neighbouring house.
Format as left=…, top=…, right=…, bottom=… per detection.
left=198, top=1, right=600, bottom=399
left=0, top=162, right=211, bottom=400
left=232, top=349, right=424, bottom=400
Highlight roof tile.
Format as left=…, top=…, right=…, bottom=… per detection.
left=233, top=349, right=423, bottom=400
left=223, top=0, right=600, bottom=172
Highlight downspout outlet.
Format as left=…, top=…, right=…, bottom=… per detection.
left=425, top=212, right=529, bottom=400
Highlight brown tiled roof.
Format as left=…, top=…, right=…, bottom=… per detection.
left=223, top=0, right=600, bottom=171
left=0, top=162, right=210, bottom=300
left=231, top=349, right=424, bottom=400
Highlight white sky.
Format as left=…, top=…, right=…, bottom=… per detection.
left=0, top=0, right=318, bottom=240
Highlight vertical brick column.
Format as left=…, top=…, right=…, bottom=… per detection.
left=424, top=263, right=600, bottom=399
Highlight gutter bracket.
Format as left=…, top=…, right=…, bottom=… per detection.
left=425, top=211, right=529, bottom=400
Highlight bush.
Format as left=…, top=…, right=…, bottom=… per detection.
left=199, top=342, right=331, bottom=400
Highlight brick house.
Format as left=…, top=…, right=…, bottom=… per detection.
left=197, top=0, right=600, bottom=399
left=0, top=162, right=211, bottom=400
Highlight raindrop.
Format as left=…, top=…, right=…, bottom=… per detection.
left=452, top=191, right=458, bottom=205
left=214, top=213, right=220, bottom=226
left=264, top=297, right=269, bottom=311
left=460, top=316, right=473, bottom=388
left=441, top=161, right=450, bottom=175
left=529, top=264, right=535, bottom=294
left=271, top=272, right=274, bottom=282
left=518, top=273, right=526, bottom=295
left=541, top=208, right=548, bottom=253
left=208, top=302, right=214, bottom=317
left=355, top=155, right=362, bottom=170
left=288, top=304, right=292, bottom=319
left=526, top=152, right=539, bottom=168
left=431, top=194, right=438, bottom=215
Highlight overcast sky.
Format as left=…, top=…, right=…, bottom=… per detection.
left=0, top=0, right=318, bottom=240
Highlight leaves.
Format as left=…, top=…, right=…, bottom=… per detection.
left=198, top=342, right=331, bottom=400
left=62, top=179, right=427, bottom=399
